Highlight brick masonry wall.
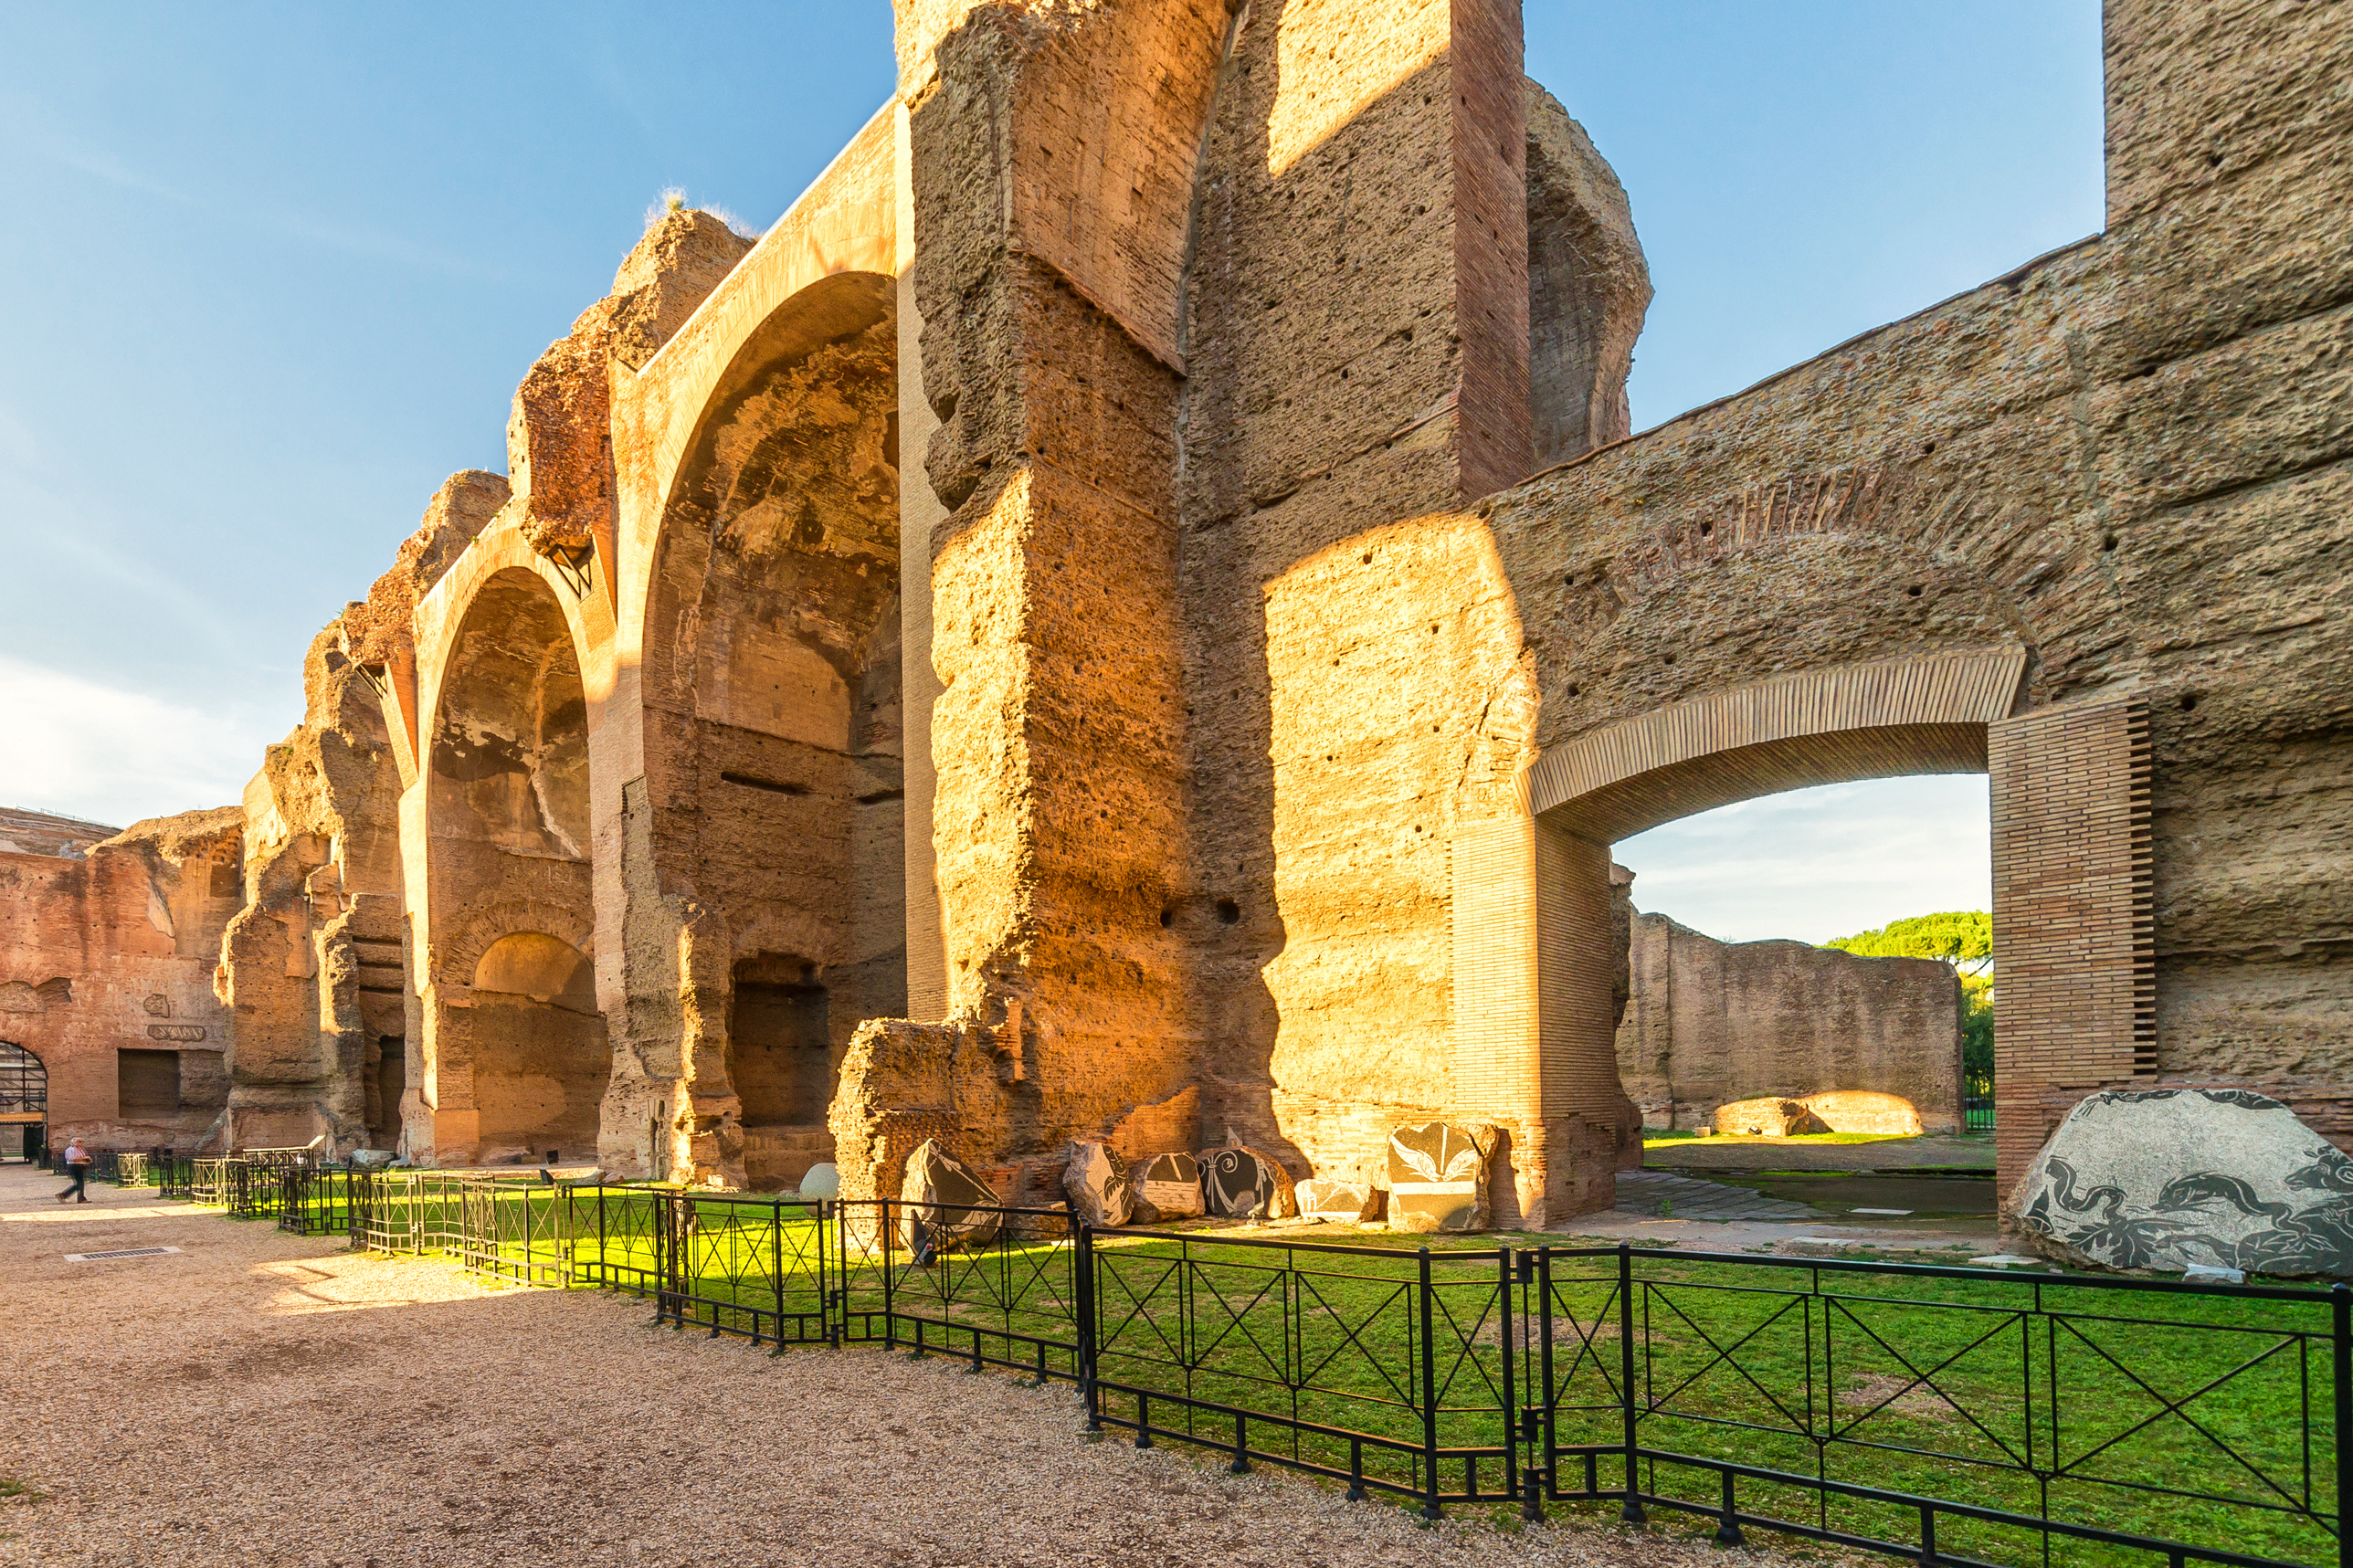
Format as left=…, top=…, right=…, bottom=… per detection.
left=1989, top=700, right=2156, bottom=1194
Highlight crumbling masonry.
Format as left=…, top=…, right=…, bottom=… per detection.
left=11, top=0, right=2348, bottom=1228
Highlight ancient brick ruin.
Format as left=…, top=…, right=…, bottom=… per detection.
left=1615, top=906, right=1965, bottom=1136
left=0, top=807, right=241, bottom=1152
left=4, top=0, right=2346, bottom=1232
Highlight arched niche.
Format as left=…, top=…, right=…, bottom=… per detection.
left=636, top=267, right=909, bottom=1141
left=427, top=566, right=607, bottom=1167
left=430, top=568, right=591, bottom=859
left=473, top=931, right=597, bottom=1011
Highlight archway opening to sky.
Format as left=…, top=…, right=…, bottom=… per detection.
left=1609, top=774, right=1994, bottom=1135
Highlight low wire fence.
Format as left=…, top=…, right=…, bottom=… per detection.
left=100, top=1160, right=2351, bottom=1568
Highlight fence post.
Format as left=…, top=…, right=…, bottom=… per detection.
left=2334, top=1282, right=2349, bottom=1568
left=770, top=1197, right=786, bottom=1351
left=882, top=1199, right=898, bottom=1352
left=1538, top=1247, right=1557, bottom=1500
left=1419, top=1247, right=1442, bottom=1522
left=1499, top=1246, right=1527, bottom=1518
left=1078, top=1223, right=1099, bottom=1427
left=1619, top=1242, right=1645, bottom=1522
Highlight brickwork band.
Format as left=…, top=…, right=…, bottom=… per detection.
left=1988, top=700, right=2157, bottom=1198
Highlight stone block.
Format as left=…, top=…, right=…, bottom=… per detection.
left=1126, top=1152, right=1202, bottom=1224
left=2017, top=1089, right=2353, bottom=1278
left=1713, top=1098, right=1828, bottom=1138
left=1061, top=1139, right=1131, bottom=1228
left=1799, top=1091, right=1924, bottom=1137
left=1296, top=1178, right=1383, bottom=1224
left=899, top=1139, right=1000, bottom=1257
left=1199, top=1144, right=1293, bottom=1222
left=1385, top=1122, right=1490, bottom=1234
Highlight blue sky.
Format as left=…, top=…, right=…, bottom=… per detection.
left=0, top=2, right=2101, bottom=941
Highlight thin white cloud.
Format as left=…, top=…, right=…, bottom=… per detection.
left=1613, top=775, right=1990, bottom=947
left=0, top=656, right=274, bottom=828
left=0, top=88, right=195, bottom=205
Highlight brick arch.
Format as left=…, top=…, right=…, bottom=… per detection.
left=636, top=266, right=897, bottom=707
left=1523, top=646, right=2028, bottom=837
left=435, top=900, right=596, bottom=990
left=1451, top=646, right=2150, bottom=1226
left=728, top=907, right=846, bottom=974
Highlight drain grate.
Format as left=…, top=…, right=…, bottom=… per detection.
left=63, top=1247, right=182, bottom=1262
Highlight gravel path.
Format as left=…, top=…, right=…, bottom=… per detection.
left=0, top=1164, right=1789, bottom=1568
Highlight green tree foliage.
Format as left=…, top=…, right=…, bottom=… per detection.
left=1824, top=911, right=1995, bottom=1091
left=1822, top=910, right=1990, bottom=973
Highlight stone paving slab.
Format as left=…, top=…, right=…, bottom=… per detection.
left=1644, top=1132, right=1996, bottom=1173
left=1612, top=1170, right=1817, bottom=1221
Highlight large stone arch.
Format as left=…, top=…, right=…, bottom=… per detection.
left=1452, top=644, right=2152, bottom=1223
left=611, top=260, right=906, bottom=1190
left=410, top=561, right=609, bottom=1167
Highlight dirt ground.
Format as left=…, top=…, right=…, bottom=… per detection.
left=0, top=1163, right=1792, bottom=1568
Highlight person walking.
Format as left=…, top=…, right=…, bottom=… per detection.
left=57, top=1138, right=92, bottom=1203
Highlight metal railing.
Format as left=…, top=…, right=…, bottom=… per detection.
left=1964, top=1095, right=1997, bottom=1132
left=129, top=1174, right=2352, bottom=1568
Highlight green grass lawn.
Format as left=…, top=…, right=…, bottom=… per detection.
left=164, top=1178, right=2343, bottom=1568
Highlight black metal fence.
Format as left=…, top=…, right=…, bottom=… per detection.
left=1964, top=1095, right=1997, bottom=1131
left=119, top=1167, right=2351, bottom=1568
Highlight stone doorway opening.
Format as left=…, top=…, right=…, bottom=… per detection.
left=729, top=952, right=834, bottom=1192
left=1459, top=649, right=2152, bottom=1222
left=0, top=1041, right=45, bottom=1163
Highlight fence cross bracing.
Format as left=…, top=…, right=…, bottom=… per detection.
left=106, top=1161, right=2353, bottom=1568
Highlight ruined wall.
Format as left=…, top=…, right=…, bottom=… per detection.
left=836, top=0, right=1232, bottom=1205
left=0, top=808, right=241, bottom=1152
left=1615, top=910, right=1964, bottom=1133
left=1475, top=0, right=2353, bottom=1201
left=637, top=272, right=905, bottom=1189
left=1525, top=81, right=1649, bottom=468
left=1174, top=0, right=1662, bottom=1219
left=78, top=0, right=2336, bottom=1226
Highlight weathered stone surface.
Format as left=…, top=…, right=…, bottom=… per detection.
left=2018, top=1089, right=2353, bottom=1279
left=1128, top=1152, right=1203, bottom=1225
left=1619, top=911, right=1963, bottom=1134
left=1295, top=1178, right=1383, bottom=1225
left=1800, top=1090, right=1924, bottom=1136
left=1200, top=1144, right=1293, bottom=1222
left=0, top=805, right=240, bottom=1152
left=797, top=1161, right=840, bottom=1200
left=1712, top=1098, right=1827, bottom=1138
left=24, top=0, right=2338, bottom=1238
left=1525, top=80, right=1651, bottom=468
left=1386, top=1123, right=1491, bottom=1234
left=899, top=1138, right=1001, bottom=1255
left=1061, top=1140, right=1131, bottom=1229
